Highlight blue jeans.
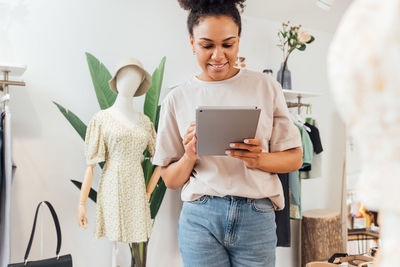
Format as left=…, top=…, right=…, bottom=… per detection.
left=178, top=195, right=277, bottom=267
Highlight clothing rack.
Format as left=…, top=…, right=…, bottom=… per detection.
left=0, top=65, right=26, bottom=96
left=282, top=89, right=321, bottom=267
left=0, top=64, right=26, bottom=267
left=286, top=95, right=311, bottom=115
left=283, top=89, right=320, bottom=115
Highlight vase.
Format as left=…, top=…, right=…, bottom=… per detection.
left=277, top=62, right=292, bottom=89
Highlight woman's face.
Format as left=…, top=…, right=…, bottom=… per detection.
left=190, top=15, right=240, bottom=81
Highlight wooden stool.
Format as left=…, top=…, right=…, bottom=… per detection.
left=302, top=209, right=343, bottom=267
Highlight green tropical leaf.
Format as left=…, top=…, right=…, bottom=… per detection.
left=71, top=179, right=97, bottom=203
left=306, top=36, right=315, bottom=44
left=53, top=101, right=87, bottom=141
left=142, top=156, right=153, bottom=186
left=150, top=179, right=167, bottom=219
left=85, top=52, right=117, bottom=110
left=155, top=105, right=161, bottom=131
left=144, top=57, right=166, bottom=124
left=298, top=44, right=306, bottom=51
left=54, top=101, right=105, bottom=169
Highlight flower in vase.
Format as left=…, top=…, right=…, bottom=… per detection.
left=298, top=29, right=312, bottom=44
left=276, top=21, right=315, bottom=88
left=277, top=21, right=315, bottom=65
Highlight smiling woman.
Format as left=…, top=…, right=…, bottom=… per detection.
left=191, top=16, right=240, bottom=81
left=180, top=0, right=245, bottom=81
left=152, top=0, right=303, bottom=266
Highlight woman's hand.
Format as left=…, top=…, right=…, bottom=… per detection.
left=183, top=122, right=198, bottom=161
left=77, top=203, right=88, bottom=228
left=226, top=138, right=263, bottom=168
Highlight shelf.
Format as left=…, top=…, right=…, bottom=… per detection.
left=348, top=228, right=379, bottom=240
left=0, top=64, right=27, bottom=77
left=283, top=89, right=321, bottom=101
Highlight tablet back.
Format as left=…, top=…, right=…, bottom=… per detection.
left=196, top=106, right=261, bottom=156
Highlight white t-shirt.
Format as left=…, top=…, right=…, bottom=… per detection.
left=152, top=69, right=301, bottom=210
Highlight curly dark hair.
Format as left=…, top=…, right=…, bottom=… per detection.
left=178, top=0, right=246, bottom=36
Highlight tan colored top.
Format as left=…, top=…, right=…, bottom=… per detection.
left=152, top=69, right=301, bottom=210
left=85, top=109, right=156, bottom=243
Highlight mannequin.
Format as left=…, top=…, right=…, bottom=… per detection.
left=328, top=0, right=400, bottom=266
left=108, top=66, right=144, bottom=127
left=77, top=59, right=159, bottom=267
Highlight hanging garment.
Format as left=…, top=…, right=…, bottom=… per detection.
left=85, top=109, right=156, bottom=243
left=300, top=153, right=322, bottom=179
left=275, top=173, right=291, bottom=247
left=300, top=121, right=323, bottom=179
left=0, top=112, right=4, bottom=223
left=290, top=122, right=313, bottom=220
left=0, top=106, right=12, bottom=267
left=289, top=171, right=301, bottom=220
left=304, top=122, right=323, bottom=154
left=294, top=122, right=313, bottom=168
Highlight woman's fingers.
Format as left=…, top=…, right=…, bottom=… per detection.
left=185, top=122, right=196, bottom=133
left=226, top=150, right=259, bottom=158
left=189, top=135, right=197, bottom=147
left=183, top=122, right=197, bottom=146
left=183, top=131, right=196, bottom=145
left=229, top=143, right=262, bottom=152
left=183, top=128, right=196, bottom=139
left=183, top=122, right=198, bottom=160
left=226, top=139, right=263, bottom=168
left=185, top=126, right=195, bottom=135
left=243, top=139, right=262, bottom=146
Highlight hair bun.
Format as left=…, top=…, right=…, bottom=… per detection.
left=178, top=0, right=245, bottom=12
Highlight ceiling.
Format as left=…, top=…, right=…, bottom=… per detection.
left=243, top=0, right=353, bottom=33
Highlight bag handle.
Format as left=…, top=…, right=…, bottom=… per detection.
left=24, top=201, right=62, bottom=264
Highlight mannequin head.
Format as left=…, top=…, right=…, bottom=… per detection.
left=115, top=66, right=144, bottom=97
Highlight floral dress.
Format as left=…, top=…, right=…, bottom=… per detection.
left=85, top=109, right=156, bottom=243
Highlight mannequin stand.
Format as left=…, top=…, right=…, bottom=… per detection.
left=112, top=241, right=119, bottom=267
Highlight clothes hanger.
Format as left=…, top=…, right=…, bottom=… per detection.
left=305, top=104, right=317, bottom=125
left=0, top=94, right=10, bottom=103
left=290, top=111, right=311, bottom=132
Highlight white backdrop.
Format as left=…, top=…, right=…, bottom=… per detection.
left=1, top=0, right=345, bottom=266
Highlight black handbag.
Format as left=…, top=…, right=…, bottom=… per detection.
left=8, top=201, right=72, bottom=267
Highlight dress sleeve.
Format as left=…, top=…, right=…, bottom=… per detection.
left=269, top=81, right=302, bottom=152
left=85, top=116, right=106, bottom=165
left=147, top=121, right=157, bottom=157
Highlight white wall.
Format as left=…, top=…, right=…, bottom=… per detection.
left=2, top=0, right=344, bottom=266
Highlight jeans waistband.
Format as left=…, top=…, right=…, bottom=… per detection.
left=215, top=195, right=264, bottom=204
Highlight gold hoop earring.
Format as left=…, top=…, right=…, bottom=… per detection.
left=234, top=56, right=246, bottom=69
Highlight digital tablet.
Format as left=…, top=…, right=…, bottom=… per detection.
left=196, top=106, right=261, bottom=156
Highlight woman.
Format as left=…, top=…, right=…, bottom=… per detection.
left=152, top=0, right=303, bottom=266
